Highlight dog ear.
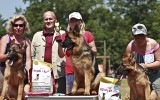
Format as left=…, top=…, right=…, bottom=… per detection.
left=129, top=51, right=136, bottom=65
left=129, top=51, right=136, bottom=60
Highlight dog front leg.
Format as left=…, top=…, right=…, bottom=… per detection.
left=71, top=73, right=78, bottom=94
left=150, top=90, right=158, bottom=100
left=0, top=79, right=8, bottom=100
left=84, top=69, right=93, bottom=95
left=0, top=67, right=10, bottom=100
left=17, top=79, right=24, bottom=100
left=145, top=84, right=151, bottom=100
left=128, top=79, right=137, bottom=100
left=130, top=89, right=136, bottom=100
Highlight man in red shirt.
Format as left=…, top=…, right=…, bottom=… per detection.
left=31, top=11, right=66, bottom=94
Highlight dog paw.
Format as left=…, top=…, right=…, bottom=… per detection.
left=10, top=98, right=16, bottom=100
left=84, top=92, right=90, bottom=95
left=71, top=87, right=77, bottom=95
left=91, top=90, right=97, bottom=95
left=77, top=88, right=85, bottom=95
left=71, top=90, right=77, bottom=95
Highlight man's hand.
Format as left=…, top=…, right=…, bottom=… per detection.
left=140, top=63, right=148, bottom=68
left=55, top=35, right=62, bottom=42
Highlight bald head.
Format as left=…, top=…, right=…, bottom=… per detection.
left=43, top=11, right=57, bottom=29
left=43, top=11, right=56, bottom=20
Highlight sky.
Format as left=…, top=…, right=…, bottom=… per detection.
left=0, top=0, right=29, bottom=19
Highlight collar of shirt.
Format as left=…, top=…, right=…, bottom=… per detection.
left=43, top=28, right=54, bottom=36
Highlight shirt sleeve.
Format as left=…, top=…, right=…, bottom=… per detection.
left=84, top=31, right=94, bottom=44
left=153, top=44, right=160, bottom=52
left=61, top=33, right=66, bottom=41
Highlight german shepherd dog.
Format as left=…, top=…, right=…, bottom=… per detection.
left=61, top=27, right=105, bottom=95
left=0, top=39, right=26, bottom=100
left=116, top=51, right=158, bottom=100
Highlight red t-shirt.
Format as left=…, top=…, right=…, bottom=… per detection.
left=61, top=31, right=94, bottom=75
left=43, top=29, right=54, bottom=63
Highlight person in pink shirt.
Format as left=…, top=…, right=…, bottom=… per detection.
left=124, top=23, right=160, bottom=97
left=57, top=12, right=97, bottom=94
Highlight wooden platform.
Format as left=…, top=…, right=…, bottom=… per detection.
left=26, top=95, right=98, bottom=100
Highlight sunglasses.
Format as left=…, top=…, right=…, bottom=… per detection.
left=13, top=24, right=25, bottom=27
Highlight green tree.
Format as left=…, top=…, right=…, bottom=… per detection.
left=22, top=0, right=104, bottom=39
left=106, top=0, right=160, bottom=68
left=17, top=0, right=160, bottom=69
left=0, top=14, right=7, bottom=38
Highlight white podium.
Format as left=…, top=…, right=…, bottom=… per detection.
left=26, top=95, right=98, bottom=100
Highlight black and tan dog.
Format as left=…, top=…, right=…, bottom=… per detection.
left=61, top=30, right=105, bottom=95
left=0, top=39, right=26, bottom=100
left=116, top=52, right=158, bottom=100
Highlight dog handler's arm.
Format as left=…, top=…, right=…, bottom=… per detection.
left=25, top=38, right=32, bottom=83
left=58, top=43, right=66, bottom=58
left=56, top=32, right=66, bottom=58
left=88, top=40, right=97, bottom=54
left=0, top=35, right=10, bottom=62
left=123, top=41, right=132, bottom=58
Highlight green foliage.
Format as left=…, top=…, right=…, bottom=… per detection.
left=0, top=14, right=7, bottom=38
left=5, top=0, right=160, bottom=69
left=106, top=0, right=160, bottom=67
left=23, top=0, right=104, bottom=39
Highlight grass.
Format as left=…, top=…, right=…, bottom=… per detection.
left=119, top=78, right=160, bottom=100
left=119, top=78, right=130, bottom=100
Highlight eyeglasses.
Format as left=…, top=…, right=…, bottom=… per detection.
left=13, top=24, right=25, bottom=27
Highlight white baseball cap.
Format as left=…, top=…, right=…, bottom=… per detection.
left=132, top=23, right=147, bottom=35
left=69, top=12, right=82, bottom=20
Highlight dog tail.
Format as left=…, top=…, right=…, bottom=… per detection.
left=92, top=72, right=105, bottom=92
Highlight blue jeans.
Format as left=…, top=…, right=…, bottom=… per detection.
left=66, top=74, right=74, bottom=94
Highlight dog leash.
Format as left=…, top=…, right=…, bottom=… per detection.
left=117, top=74, right=124, bottom=82
left=128, top=77, right=138, bottom=100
